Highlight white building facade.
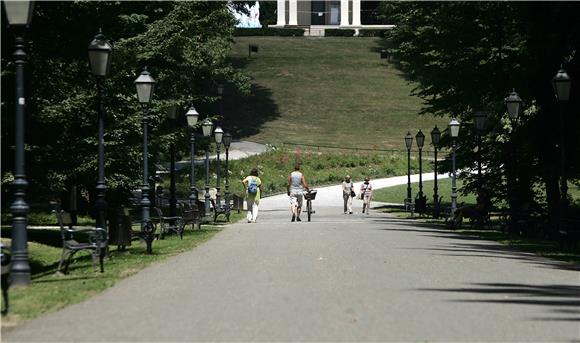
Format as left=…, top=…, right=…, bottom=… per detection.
left=270, top=0, right=393, bottom=29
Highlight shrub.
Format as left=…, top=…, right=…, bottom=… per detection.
left=357, top=29, right=389, bottom=37
left=324, top=29, right=355, bottom=37
left=233, top=28, right=305, bottom=37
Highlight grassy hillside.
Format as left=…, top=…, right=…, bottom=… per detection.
left=226, top=37, right=446, bottom=149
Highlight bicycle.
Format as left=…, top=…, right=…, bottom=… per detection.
left=303, top=189, right=317, bottom=222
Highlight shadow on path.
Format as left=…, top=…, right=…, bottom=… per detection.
left=417, top=282, right=580, bottom=322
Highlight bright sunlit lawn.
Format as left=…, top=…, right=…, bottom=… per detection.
left=227, top=37, right=447, bottom=149
left=373, top=178, right=477, bottom=205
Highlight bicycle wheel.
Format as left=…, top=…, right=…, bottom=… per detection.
left=307, top=200, right=312, bottom=222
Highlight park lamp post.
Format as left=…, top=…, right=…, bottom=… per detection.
left=473, top=110, right=487, bottom=196
left=504, top=89, right=522, bottom=232
left=430, top=126, right=441, bottom=218
left=404, top=132, right=413, bottom=209
left=88, top=30, right=113, bottom=233
left=415, top=130, right=425, bottom=198
left=552, top=67, right=572, bottom=232
left=186, top=106, right=199, bottom=203
left=217, top=83, right=224, bottom=126
left=166, top=105, right=179, bottom=217
left=449, top=119, right=460, bottom=213
left=223, top=133, right=232, bottom=212
left=4, top=0, right=35, bottom=287
left=214, top=126, right=224, bottom=210
left=135, top=68, right=156, bottom=244
left=202, top=119, right=213, bottom=215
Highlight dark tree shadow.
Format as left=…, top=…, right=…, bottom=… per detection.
left=371, top=216, right=580, bottom=271
left=416, top=282, right=580, bottom=322
left=195, top=54, right=281, bottom=140
left=223, top=84, right=281, bottom=138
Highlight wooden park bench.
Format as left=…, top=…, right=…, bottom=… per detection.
left=153, top=207, right=185, bottom=239
left=179, top=201, right=202, bottom=230
left=54, top=209, right=108, bottom=274
left=559, top=218, right=580, bottom=250
left=449, top=202, right=492, bottom=230
left=210, top=199, right=230, bottom=222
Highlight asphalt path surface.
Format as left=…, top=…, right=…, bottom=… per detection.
left=4, top=174, right=580, bottom=342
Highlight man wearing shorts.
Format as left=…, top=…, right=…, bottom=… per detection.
left=287, top=163, right=309, bottom=222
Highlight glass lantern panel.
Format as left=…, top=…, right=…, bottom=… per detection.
left=89, top=50, right=110, bottom=77
left=136, top=84, right=153, bottom=103
left=186, top=114, right=198, bottom=127
left=554, top=82, right=571, bottom=101
left=506, top=102, right=519, bottom=120
left=3, top=1, right=32, bottom=25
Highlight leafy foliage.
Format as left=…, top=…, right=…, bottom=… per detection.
left=379, top=2, right=580, bottom=233
left=1, top=1, right=250, bottom=211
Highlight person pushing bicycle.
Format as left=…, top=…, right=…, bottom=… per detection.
left=287, top=163, right=309, bottom=222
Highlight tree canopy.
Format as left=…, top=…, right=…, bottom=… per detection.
left=1, top=1, right=250, bottom=208
left=380, top=1, right=580, bottom=233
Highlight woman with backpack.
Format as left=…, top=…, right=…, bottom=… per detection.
left=242, top=168, right=262, bottom=223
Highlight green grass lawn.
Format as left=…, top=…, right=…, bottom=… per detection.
left=373, top=179, right=580, bottom=206
left=172, top=148, right=430, bottom=200
left=226, top=37, right=447, bottom=149
left=373, top=178, right=477, bottom=205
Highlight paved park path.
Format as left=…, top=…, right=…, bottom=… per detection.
left=4, top=173, right=580, bottom=342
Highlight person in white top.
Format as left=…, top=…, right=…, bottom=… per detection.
left=287, top=163, right=309, bottom=222
left=342, top=175, right=354, bottom=214
left=360, top=176, right=373, bottom=215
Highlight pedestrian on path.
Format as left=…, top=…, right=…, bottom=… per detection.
left=360, top=176, right=373, bottom=215
left=287, top=163, right=309, bottom=222
left=242, top=168, right=262, bottom=223
left=342, top=175, right=355, bottom=214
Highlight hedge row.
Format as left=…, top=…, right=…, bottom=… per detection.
left=324, top=29, right=355, bottom=37
left=357, top=29, right=389, bottom=37
left=233, top=28, right=305, bottom=37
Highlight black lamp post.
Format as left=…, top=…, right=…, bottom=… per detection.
left=186, top=106, right=199, bottom=203
left=415, top=130, right=425, bottom=197
left=166, top=105, right=178, bottom=217
left=135, top=68, right=156, bottom=248
left=217, top=83, right=224, bottom=125
left=223, top=132, right=232, bottom=212
left=430, top=126, right=441, bottom=218
left=202, top=119, right=213, bottom=215
left=404, top=132, right=413, bottom=209
left=473, top=110, right=487, bottom=196
left=505, top=89, right=522, bottom=231
left=449, top=119, right=460, bottom=213
left=4, top=0, right=34, bottom=286
left=214, top=126, right=224, bottom=210
left=88, top=30, right=112, bottom=232
left=552, top=67, right=572, bottom=232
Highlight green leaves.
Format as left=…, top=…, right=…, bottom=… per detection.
left=1, top=1, right=250, bottom=209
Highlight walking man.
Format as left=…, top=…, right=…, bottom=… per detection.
left=287, top=163, right=309, bottom=222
